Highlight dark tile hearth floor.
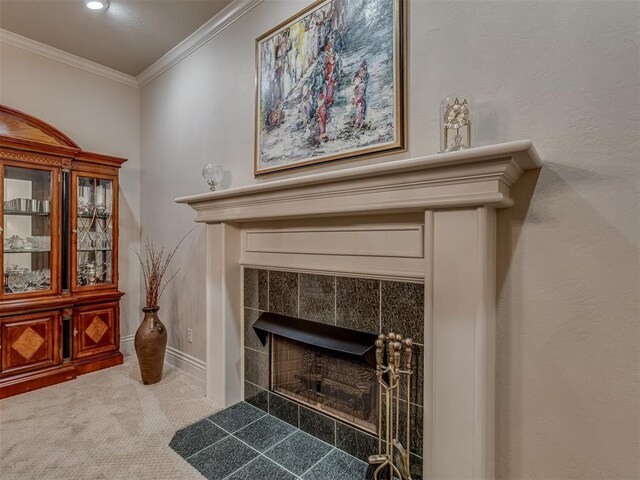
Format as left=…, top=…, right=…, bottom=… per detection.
left=170, top=401, right=369, bottom=480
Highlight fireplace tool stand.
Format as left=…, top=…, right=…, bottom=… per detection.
left=368, top=332, right=414, bottom=480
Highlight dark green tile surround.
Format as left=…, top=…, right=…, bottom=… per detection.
left=243, top=268, right=425, bottom=479
left=170, top=401, right=369, bottom=480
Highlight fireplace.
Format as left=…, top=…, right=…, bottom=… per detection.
left=272, top=335, right=378, bottom=433
left=176, top=140, right=542, bottom=478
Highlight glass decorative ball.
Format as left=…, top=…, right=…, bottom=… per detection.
left=202, top=163, right=224, bottom=191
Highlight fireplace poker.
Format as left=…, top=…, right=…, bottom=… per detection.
left=375, top=336, right=385, bottom=456
left=404, top=337, right=413, bottom=477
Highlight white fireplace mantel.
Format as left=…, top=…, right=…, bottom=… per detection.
left=176, top=140, right=541, bottom=223
left=177, top=140, right=542, bottom=480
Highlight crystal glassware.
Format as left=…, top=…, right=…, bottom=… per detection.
left=79, top=185, right=93, bottom=210
left=42, top=268, right=51, bottom=287
left=95, top=184, right=106, bottom=210
left=8, top=271, right=28, bottom=293
left=26, top=271, right=37, bottom=290
left=8, top=235, right=25, bottom=251
left=32, top=270, right=46, bottom=290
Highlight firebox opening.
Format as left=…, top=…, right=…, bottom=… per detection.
left=271, top=335, right=378, bottom=434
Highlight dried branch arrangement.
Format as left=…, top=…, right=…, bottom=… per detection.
left=134, top=228, right=196, bottom=308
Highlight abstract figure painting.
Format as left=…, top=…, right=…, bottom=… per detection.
left=255, top=0, right=405, bottom=175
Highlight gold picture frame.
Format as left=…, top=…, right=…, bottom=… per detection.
left=254, top=0, right=406, bottom=176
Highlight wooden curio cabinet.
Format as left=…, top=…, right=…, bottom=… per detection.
left=0, top=105, right=124, bottom=398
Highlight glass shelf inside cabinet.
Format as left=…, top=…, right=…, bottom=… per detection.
left=3, top=166, right=53, bottom=294
left=76, top=177, right=113, bottom=287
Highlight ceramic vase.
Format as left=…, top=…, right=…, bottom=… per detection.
left=134, top=306, right=167, bottom=385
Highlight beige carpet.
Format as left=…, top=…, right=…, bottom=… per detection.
left=0, top=357, right=221, bottom=479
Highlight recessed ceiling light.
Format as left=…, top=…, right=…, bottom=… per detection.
left=85, top=0, right=108, bottom=10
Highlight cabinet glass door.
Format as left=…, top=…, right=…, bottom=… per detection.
left=74, top=175, right=114, bottom=288
left=2, top=165, right=56, bottom=296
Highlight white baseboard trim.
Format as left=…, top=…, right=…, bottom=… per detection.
left=120, top=334, right=206, bottom=382
left=165, top=346, right=207, bottom=382
left=121, top=334, right=135, bottom=355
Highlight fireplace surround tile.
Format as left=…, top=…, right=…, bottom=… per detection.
left=245, top=381, right=269, bottom=412
left=187, top=435, right=258, bottom=480
left=244, top=268, right=269, bottom=310
left=264, top=430, right=333, bottom=476
left=234, top=414, right=297, bottom=452
left=381, top=280, right=424, bottom=340
left=268, top=270, right=299, bottom=316
left=242, top=269, right=425, bottom=477
left=335, top=421, right=379, bottom=462
left=227, top=455, right=297, bottom=480
left=410, top=453, right=424, bottom=480
left=269, top=391, right=300, bottom=427
left=300, top=448, right=369, bottom=480
left=208, top=400, right=266, bottom=433
left=168, top=418, right=227, bottom=458
left=299, top=273, right=335, bottom=325
left=244, top=347, right=269, bottom=389
left=336, top=277, right=380, bottom=334
left=244, top=308, right=268, bottom=353
left=299, top=406, right=336, bottom=446
left=171, top=402, right=394, bottom=480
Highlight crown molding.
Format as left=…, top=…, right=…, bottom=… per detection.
left=136, top=0, right=263, bottom=87
left=0, top=29, right=139, bottom=88
left=0, top=0, right=262, bottom=89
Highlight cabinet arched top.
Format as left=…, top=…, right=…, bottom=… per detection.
left=0, top=105, right=80, bottom=149
left=0, top=104, right=126, bottom=169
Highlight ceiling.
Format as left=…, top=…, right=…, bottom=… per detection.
left=0, top=0, right=233, bottom=76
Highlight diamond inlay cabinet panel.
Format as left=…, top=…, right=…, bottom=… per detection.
left=85, top=316, right=109, bottom=344
left=12, top=327, right=45, bottom=360
left=1, top=312, right=60, bottom=375
left=73, top=303, right=118, bottom=359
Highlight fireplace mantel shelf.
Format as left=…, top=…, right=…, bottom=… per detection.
left=176, top=140, right=541, bottom=223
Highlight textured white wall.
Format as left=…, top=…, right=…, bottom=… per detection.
left=140, top=0, right=639, bottom=478
left=0, top=43, right=142, bottom=339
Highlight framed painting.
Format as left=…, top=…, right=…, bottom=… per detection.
left=254, top=0, right=405, bottom=176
